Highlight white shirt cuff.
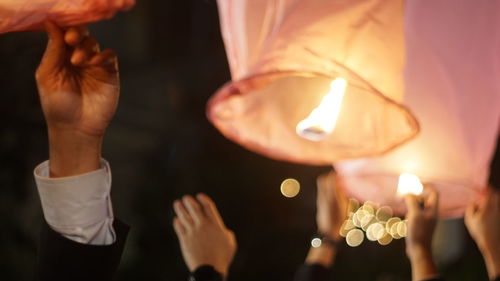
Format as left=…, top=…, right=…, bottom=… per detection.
left=34, top=159, right=116, bottom=245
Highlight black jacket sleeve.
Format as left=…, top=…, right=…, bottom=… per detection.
left=189, top=265, right=224, bottom=281
left=293, top=263, right=329, bottom=281
left=35, top=219, right=129, bottom=281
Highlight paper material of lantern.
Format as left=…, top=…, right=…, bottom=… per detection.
left=0, top=0, right=135, bottom=34
left=208, top=0, right=419, bottom=165
left=335, top=0, right=500, bottom=218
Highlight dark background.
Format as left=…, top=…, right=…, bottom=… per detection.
left=0, top=1, right=497, bottom=280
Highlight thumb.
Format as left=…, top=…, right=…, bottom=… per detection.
left=464, top=201, right=478, bottom=226
left=38, top=21, right=66, bottom=75
left=404, top=194, right=420, bottom=214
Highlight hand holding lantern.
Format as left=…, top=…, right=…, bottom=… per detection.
left=404, top=185, right=440, bottom=281
left=36, top=22, right=119, bottom=177
left=465, top=187, right=500, bottom=280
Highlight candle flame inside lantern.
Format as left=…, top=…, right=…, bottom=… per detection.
left=397, top=173, right=423, bottom=196
left=296, top=78, right=348, bottom=141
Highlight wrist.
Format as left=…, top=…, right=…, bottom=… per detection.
left=306, top=245, right=336, bottom=268
left=306, top=234, right=337, bottom=268
left=48, top=128, right=103, bottom=177
left=479, top=245, right=500, bottom=280
left=407, top=244, right=433, bottom=261
left=407, top=246, right=439, bottom=281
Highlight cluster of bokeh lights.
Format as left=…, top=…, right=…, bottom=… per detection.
left=341, top=199, right=407, bottom=247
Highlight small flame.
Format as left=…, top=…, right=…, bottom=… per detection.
left=296, top=78, right=348, bottom=141
left=397, top=173, right=423, bottom=196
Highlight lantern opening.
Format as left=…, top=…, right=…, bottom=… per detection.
left=209, top=0, right=419, bottom=165
left=296, top=78, right=347, bottom=142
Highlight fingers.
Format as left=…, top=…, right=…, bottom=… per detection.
left=465, top=200, right=478, bottom=223
left=316, top=171, right=335, bottom=192
left=485, top=187, right=500, bottom=212
left=425, top=185, right=439, bottom=215
left=71, top=37, right=100, bottom=67
left=404, top=194, right=420, bottom=213
left=182, top=195, right=204, bottom=225
left=89, top=49, right=118, bottom=71
left=173, top=200, right=193, bottom=227
left=39, top=21, right=66, bottom=75
left=197, top=193, right=225, bottom=227
left=173, top=217, right=186, bottom=237
left=64, top=26, right=89, bottom=46
left=333, top=176, right=349, bottom=216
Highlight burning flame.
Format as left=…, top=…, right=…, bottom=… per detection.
left=397, top=173, right=423, bottom=196
left=296, top=78, right=348, bottom=141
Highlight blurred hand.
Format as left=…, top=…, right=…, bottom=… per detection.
left=304, top=171, right=347, bottom=268
left=173, top=194, right=237, bottom=276
left=404, top=185, right=439, bottom=280
left=35, top=22, right=119, bottom=177
left=315, top=171, right=348, bottom=241
left=465, top=187, right=500, bottom=279
left=404, top=185, right=439, bottom=255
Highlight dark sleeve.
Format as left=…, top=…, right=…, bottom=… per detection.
left=189, top=265, right=224, bottom=281
left=492, top=277, right=500, bottom=281
left=35, top=219, right=129, bottom=281
left=293, top=263, right=329, bottom=281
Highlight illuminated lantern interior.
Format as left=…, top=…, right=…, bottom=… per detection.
left=396, top=174, right=423, bottom=196
left=296, top=78, right=348, bottom=142
left=0, top=0, right=135, bottom=33
left=208, top=0, right=418, bottom=165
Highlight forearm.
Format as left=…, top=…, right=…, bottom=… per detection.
left=480, top=245, right=500, bottom=280
left=48, top=129, right=102, bottom=177
left=408, top=247, right=440, bottom=281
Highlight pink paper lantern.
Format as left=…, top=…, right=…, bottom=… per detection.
left=210, top=0, right=500, bottom=217
left=208, top=0, right=419, bottom=165
left=335, top=0, right=500, bottom=217
left=0, top=0, right=135, bottom=33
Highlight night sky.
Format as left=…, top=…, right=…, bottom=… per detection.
left=0, top=1, right=497, bottom=280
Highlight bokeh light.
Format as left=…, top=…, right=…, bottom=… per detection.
left=280, top=178, right=300, bottom=198
left=339, top=219, right=355, bottom=237
left=340, top=200, right=407, bottom=247
left=346, top=229, right=364, bottom=247
left=376, top=206, right=393, bottom=222
left=311, top=237, right=322, bottom=248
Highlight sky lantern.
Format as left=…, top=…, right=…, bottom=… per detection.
left=208, top=0, right=419, bottom=165
left=210, top=0, right=500, bottom=217
left=335, top=0, right=500, bottom=217
left=0, top=0, right=135, bottom=33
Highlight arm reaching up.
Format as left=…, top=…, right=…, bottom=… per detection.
left=34, top=22, right=127, bottom=281
left=404, top=186, right=441, bottom=281
left=294, top=171, right=348, bottom=281
left=465, top=187, right=500, bottom=281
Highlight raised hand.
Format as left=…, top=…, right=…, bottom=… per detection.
left=303, top=171, right=348, bottom=268
left=465, top=187, right=500, bottom=280
left=35, top=22, right=119, bottom=177
left=315, top=171, right=348, bottom=241
left=404, top=185, right=440, bottom=281
left=173, top=194, right=237, bottom=277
